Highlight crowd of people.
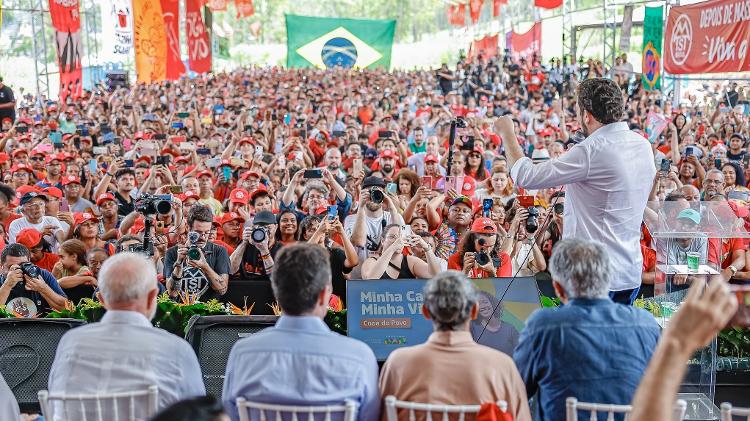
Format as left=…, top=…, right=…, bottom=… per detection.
left=0, top=49, right=747, bottom=420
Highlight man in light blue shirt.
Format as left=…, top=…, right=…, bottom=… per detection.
left=48, top=253, right=206, bottom=419
left=223, top=243, right=379, bottom=421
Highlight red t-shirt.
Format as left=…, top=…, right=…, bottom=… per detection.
left=446, top=251, right=512, bottom=277
left=34, top=252, right=60, bottom=273
left=707, top=237, right=744, bottom=268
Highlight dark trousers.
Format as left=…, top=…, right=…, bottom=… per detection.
left=609, top=287, right=640, bottom=305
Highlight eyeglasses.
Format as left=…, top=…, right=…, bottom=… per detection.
left=30, top=157, right=44, bottom=162
left=24, top=202, right=45, bottom=209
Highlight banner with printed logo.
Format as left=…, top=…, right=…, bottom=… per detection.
left=186, top=0, right=212, bottom=74
left=469, top=0, right=484, bottom=24
left=132, top=0, right=167, bottom=83
left=100, top=0, right=133, bottom=64
left=506, top=21, right=541, bottom=61
left=641, top=5, right=663, bottom=91
left=48, top=0, right=83, bottom=101
left=160, top=0, right=186, bottom=80
left=447, top=4, right=466, bottom=27
left=664, top=0, right=750, bottom=74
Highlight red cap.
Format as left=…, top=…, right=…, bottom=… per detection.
left=221, top=211, right=246, bottom=225
left=73, top=212, right=99, bottom=228
left=16, top=228, right=43, bottom=249
left=11, top=163, right=34, bottom=174
left=240, top=170, right=261, bottom=180
left=229, top=188, right=250, bottom=204
left=48, top=121, right=58, bottom=130
left=196, top=170, right=213, bottom=179
left=471, top=217, right=497, bottom=235
left=16, top=185, right=40, bottom=197
left=175, top=156, right=190, bottom=164
left=62, top=133, right=75, bottom=143
left=61, top=175, right=81, bottom=186
left=96, top=192, right=116, bottom=206
left=249, top=186, right=269, bottom=202
left=380, top=149, right=396, bottom=159
left=11, top=149, right=29, bottom=158
left=238, top=137, right=254, bottom=146
left=160, top=148, right=180, bottom=158
left=180, top=190, right=200, bottom=202
left=30, top=149, right=45, bottom=157
left=220, top=159, right=234, bottom=168
left=460, top=176, right=477, bottom=197
left=424, top=154, right=439, bottom=163
left=136, top=156, right=152, bottom=165
left=41, top=187, right=63, bottom=200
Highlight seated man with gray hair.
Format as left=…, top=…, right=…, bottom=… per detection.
left=513, top=239, right=660, bottom=421
left=379, top=271, right=531, bottom=421
left=48, top=252, right=206, bottom=417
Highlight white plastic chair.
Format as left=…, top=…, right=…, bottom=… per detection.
left=565, top=397, right=687, bottom=421
left=236, top=398, right=358, bottom=421
left=721, top=402, right=750, bottom=421
left=38, top=385, right=158, bottom=421
left=384, top=395, right=509, bottom=421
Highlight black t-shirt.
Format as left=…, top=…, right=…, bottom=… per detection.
left=330, top=246, right=353, bottom=306
left=236, top=242, right=283, bottom=281
left=437, top=70, right=453, bottom=95
left=114, top=191, right=135, bottom=216
left=163, top=242, right=231, bottom=301
left=0, top=85, right=15, bottom=122
left=0, top=269, right=66, bottom=317
left=727, top=150, right=747, bottom=163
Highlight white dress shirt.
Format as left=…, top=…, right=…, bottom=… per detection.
left=0, top=373, right=21, bottom=421
left=48, top=310, right=206, bottom=419
left=511, top=122, right=655, bottom=291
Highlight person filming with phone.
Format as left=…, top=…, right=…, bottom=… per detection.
left=229, top=210, right=280, bottom=282
left=495, top=78, right=655, bottom=304
left=361, top=223, right=440, bottom=280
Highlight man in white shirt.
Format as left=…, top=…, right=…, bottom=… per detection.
left=495, top=78, right=655, bottom=304
left=7, top=192, right=65, bottom=250
left=48, top=253, right=206, bottom=418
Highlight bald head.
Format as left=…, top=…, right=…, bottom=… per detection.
left=98, top=252, right=158, bottom=314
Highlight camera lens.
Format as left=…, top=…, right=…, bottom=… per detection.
left=251, top=227, right=267, bottom=243
left=475, top=251, right=490, bottom=266
left=20, top=262, right=40, bottom=278
left=526, top=206, right=539, bottom=233
left=155, top=200, right=172, bottom=215
left=370, top=189, right=384, bottom=204
left=187, top=247, right=201, bottom=260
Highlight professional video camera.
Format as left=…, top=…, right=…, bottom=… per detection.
left=135, top=194, right=172, bottom=216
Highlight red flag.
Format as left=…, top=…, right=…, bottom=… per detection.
left=48, top=0, right=83, bottom=102
left=186, top=0, right=212, bottom=73
left=235, top=0, right=254, bottom=18
left=468, top=34, right=499, bottom=61
left=469, top=0, right=484, bottom=24
left=160, top=0, right=186, bottom=80
left=535, top=0, right=562, bottom=9
left=493, top=0, right=506, bottom=17
left=507, top=22, right=542, bottom=61
left=448, top=4, right=466, bottom=27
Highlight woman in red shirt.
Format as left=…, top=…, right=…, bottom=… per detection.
left=448, top=217, right=512, bottom=278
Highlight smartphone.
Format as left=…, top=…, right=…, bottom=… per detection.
left=660, top=159, right=671, bottom=173
left=685, top=146, right=694, bottom=156
left=284, top=114, right=291, bottom=125
left=155, top=156, right=170, bottom=166
left=400, top=225, right=412, bottom=239
left=352, top=158, right=363, bottom=175
left=728, top=190, right=750, bottom=201
left=460, top=136, right=476, bottom=151
left=124, top=105, right=133, bottom=110
left=386, top=182, right=398, bottom=196
left=244, top=124, right=253, bottom=132
left=53, top=142, right=64, bottom=150
left=92, top=146, right=108, bottom=155
left=222, top=166, right=232, bottom=181
left=16, top=126, right=29, bottom=134
left=214, top=104, right=225, bottom=115
left=100, top=124, right=112, bottom=134
left=254, top=145, right=264, bottom=156
left=167, top=185, right=183, bottom=194
left=332, top=130, right=346, bottom=139
left=328, top=205, right=338, bottom=219
left=421, top=176, right=433, bottom=189
left=176, top=112, right=190, bottom=118
left=715, top=158, right=722, bottom=168
left=124, top=159, right=134, bottom=168
left=102, top=132, right=116, bottom=144
left=517, top=195, right=535, bottom=208
left=482, top=198, right=493, bottom=217
left=171, top=121, right=184, bottom=129
left=153, top=133, right=167, bottom=140
left=196, top=147, right=211, bottom=155
left=728, top=286, right=750, bottom=327
left=303, top=169, right=323, bottom=179
left=88, top=159, right=97, bottom=174
left=205, top=157, right=221, bottom=168
left=378, top=130, right=394, bottom=139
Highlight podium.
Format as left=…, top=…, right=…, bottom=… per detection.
left=644, top=200, right=750, bottom=420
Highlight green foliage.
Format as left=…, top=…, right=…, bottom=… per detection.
left=154, top=293, right=227, bottom=336
left=47, top=298, right=106, bottom=322
left=324, top=309, right=347, bottom=335
left=540, top=296, right=560, bottom=308
left=719, top=328, right=750, bottom=359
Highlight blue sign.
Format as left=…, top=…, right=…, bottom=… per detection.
left=347, top=277, right=541, bottom=360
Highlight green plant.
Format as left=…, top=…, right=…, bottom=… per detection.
left=325, top=309, right=347, bottom=335
left=154, top=293, right=228, bottom=336
left=0, top=305, right=13, bottom=318
left=540, top=296, right=560, bottom=308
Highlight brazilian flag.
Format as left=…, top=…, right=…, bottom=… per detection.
left=286, top=14, right=396, bottom=70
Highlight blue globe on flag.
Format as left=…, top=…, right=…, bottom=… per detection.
left=321, top=37, right=358, bottom=69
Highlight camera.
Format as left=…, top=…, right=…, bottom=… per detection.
left=187, top=231, right=201, bottom=260
left=251, top=227, right=267, bottom=243
left=526, top=207, right=539, bottom=233
left=370, top=188, right=384, bottom=204
left=20, top=262, right=41, bottom=278
left=454, top=116, right=468, bottom=128
left=135, top=194, right=172, bottom=215
left=475, top=237, right=490, bottom=266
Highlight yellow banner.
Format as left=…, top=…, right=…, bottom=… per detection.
left=132, top=0, right=167, bottom=83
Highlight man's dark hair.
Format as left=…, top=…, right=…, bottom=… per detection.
left=0, top=183, right=15, bottom=204
left=271, top=243, right=331, bottom=316
left=665, top=192, right=687, bottom=202
left=150, top=395, right=225, bottom=421
left=114, top=168, right=136, bottom=179
left=576, top=78, right=625, bottom=125
left=187, top=204, right=214, bottom=229
left=1, top=243, right=30, bottom=264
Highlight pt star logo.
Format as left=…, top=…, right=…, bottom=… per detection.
left=296, top=27, right=382, bottom=69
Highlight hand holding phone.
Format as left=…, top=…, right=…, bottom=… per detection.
left=303, top=169, right=323, bottom=179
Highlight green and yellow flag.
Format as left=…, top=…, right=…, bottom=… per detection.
left=641, top=6, right=663, bottom=91
left=285, top=14, right=396, bottom=70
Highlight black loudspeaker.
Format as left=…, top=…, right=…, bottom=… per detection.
left=185, top=315, right=278, bottom=399
left=0, top=318, right=86, bottom=412
left=106, top=71, right=129, bottom=91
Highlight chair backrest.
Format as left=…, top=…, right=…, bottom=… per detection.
left=565, top=397, right=687, bottom=421
left=38, top=385, right=158, bottom=421
left=384, top=395, right=509, bottom=421
left=236, top=398, right=358, bottom=421
left=721, top=402, right=750, bottom=421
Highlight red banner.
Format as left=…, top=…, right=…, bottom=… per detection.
left=506, top=22, right=541, bottom=61
left=160, top=0, right=186, bottom=80
left=493, top=0, right=506, bottom=17
left=186, top=0, right=212, bottom=74
left=469, top=0, right=484, bottom=24
left=235, top=0, right=254, bottom=18
left=469, top=34, right=499, bottom=61
left=447, top=4, right=466, bottom=26
left=535, top=0, right=562, bottom=9
left=664, top=0, right=750, bottom=74
left=48, top=0, right=82, bottom=102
